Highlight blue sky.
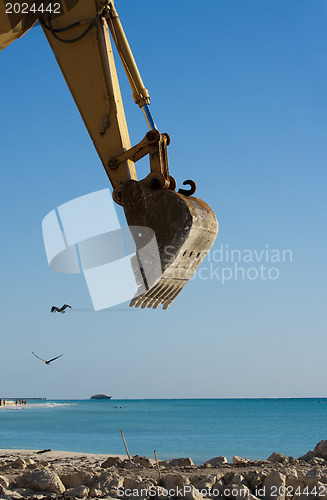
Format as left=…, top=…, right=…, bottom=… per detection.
left=0, top=0, right=326, bottom=399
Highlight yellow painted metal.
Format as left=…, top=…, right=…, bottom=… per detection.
left=0, top=0, right=37, bottom=51
left=106, top=1, right=150, bottom=108
left=40, top=0, right=137, bottom=196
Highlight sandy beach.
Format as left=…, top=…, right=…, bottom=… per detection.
left=0, top=441, right=327, bottom=499
left=0, top=401, right=23, bottom=408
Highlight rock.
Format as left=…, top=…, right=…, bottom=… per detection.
left=190, top=474, right=218, bottom=490
left=65, top=485, right=90, bottom=497
left=246, top=492, right=260, bottom=500
left=298, top=450, right=317, bottom=462
left=92, top=466, right=103, bottom=473
left=204, top=456, right=228, bottom=466
left=132, top=455, right=153, bottom=468
left=184, top=487, right=203, bottom=500
left=15, top=487, right=41, bottom=496
left=222, top=483, right=258, bottom=500
left=98, top=472, right=124, bottom=496
left=161, top=473, right=190, bottom=490
left=155, top=485, right=172, bottom=499
left=232, top=456, right=250, bottom=465
left=118, top=459, right=142, bottom=470
left=26, top=458, right=35, bottom=464
left=267, top=452, right=288, bottom=463
left=0, top=475, right=9, bottom=488
left=298, top=467, right=327, bottom=488
left=223, top=472, right=236, bottom=484
left=59, top=469, right=95, bottom=488
left=227, top=474, right=248, bottom=487
left=208, top=478, right=225, bottom=498
left=101, top=456, right=122, bottom=468
left=315, top=441, right=327, bottom=460
left=29, top=495, right=49, bottom=499
left=16, top=469, right=65, bottom=494
left=242, top=471, right=257, bottom=483
left=161, top=474, right=202, bottom=500
left=27, top=463, right=39, bottom=470
left=0, top=485, right=23, bottom=498
left=250, top=471, right=268, bottom=491
left=315, top=482, right=327, bottom=500
left=88, top=487, right=103, bottom=498
left=0, top=484, right=8, bottom=495
left=262, top=470, right=286, bottom=500
left=123, top=477, right=155, bottom=499
left=0, top=463, right=12, bottom=472
left=123, top=476, right=144, bottom=489
left=310, top=457, right=326, bottom=465
left=37, top=461, right=49, bottom=468
left=286, top=471, right=305, bottom=495
left=11, top=458, right=27, bottom=469
left=160, top=458, right=194, bottom=468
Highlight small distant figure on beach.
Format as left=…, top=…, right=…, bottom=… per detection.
left=51, top=304, right=72, bottom=314
left=32, top=352, right=63, bottom=365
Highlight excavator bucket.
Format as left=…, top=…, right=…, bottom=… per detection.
left=121, top=181, right=218, bottom=309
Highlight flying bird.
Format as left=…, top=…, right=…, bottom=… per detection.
left=51, top=304, right=72, bottom=314
left=32, top=352, right=63, bottom=365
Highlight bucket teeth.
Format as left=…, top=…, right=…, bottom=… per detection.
left=122, top=180, right=218, bottom=310
left=163, top=283, right=184, bottom=310
left=130, top=280, right=185, bottom=310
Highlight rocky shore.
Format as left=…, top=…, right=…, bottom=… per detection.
left=1, top=441, right=327, bottom=500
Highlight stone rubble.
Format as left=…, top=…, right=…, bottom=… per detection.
left=0, top=441, right=327, bottom=499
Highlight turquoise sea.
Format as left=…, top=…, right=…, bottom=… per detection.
left=0, top=399, right=326, bottom=463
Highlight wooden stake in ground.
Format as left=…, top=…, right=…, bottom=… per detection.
left=154, top=450, right=161, bottom=482
left=120, top=429, right=132, bottom=462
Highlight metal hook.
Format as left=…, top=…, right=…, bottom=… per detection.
left=178, top=179, right=197, bottom=196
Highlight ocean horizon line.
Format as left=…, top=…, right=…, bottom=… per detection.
left=4, top=396, right=327, bottom=401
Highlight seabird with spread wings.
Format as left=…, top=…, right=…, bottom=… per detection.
left=51, top=304, right=72, bottom=314
left=32, top=352, right=63, bottom=365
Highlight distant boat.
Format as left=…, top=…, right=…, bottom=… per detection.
left=90, top=394, right=112, bottom=400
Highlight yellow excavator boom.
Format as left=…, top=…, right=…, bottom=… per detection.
left=0, top=0, right=218, bottom=309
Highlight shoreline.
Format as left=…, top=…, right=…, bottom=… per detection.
left=0, top=449, right=128, bottom=462
left=0, top=442, right=327, bottom=499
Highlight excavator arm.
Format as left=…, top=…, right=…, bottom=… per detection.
left=40, top=0, right=138, bottom=197
left=0, top=0, right=219, bottom=309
